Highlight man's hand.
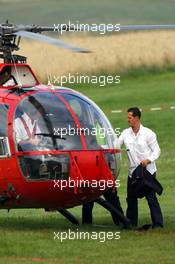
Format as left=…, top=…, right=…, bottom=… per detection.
left=29, top=136, right=40, bottom=145
left=140, top=159, right=151, bottom=167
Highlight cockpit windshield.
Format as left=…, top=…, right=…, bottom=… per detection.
left=13, top=90, right=120, bottom=180
left=13, top=91, right=117, bottom=152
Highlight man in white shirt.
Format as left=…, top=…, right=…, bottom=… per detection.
left=15, top=108, right=41, bottom=150
left=119, top=107, right=163, bottom=229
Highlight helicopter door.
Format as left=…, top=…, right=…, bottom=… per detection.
left=0, top=104, right=11, bottom=157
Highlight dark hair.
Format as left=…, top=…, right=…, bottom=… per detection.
left=127, top=107, right=141, bottom=119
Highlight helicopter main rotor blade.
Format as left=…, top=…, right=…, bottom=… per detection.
left=119, top=24, right=175, bottom=31
left=76, top=24, right=175, bottom=33
left=14, top=30, right=90, bottom=53
left=50, top=24, right=175, bottom=33
left=2, top=23, right=175, bottom=35
left=24, top=24, right=175, bottom=33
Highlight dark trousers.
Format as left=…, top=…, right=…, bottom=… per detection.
left=82, top=188, right=124, bottom=225
left=126, top=176, right=163, bottom=227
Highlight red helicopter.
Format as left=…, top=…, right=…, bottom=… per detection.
left=0, top=21, right=128, bottom=225
left=0, top=22, right=174, bottom=225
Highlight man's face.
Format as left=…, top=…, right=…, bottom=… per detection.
left=127, top=112, right=139, bottom=127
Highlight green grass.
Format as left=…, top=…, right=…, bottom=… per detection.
left=0, top=70, right=175, bottom=263
left=0, top=0, right=175, bottom=24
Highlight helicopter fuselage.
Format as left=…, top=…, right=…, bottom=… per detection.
left=0, top=63, right=120, bottom=210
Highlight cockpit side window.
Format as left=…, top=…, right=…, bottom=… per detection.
left=11, top=66, right=37, bottom=87
left=61, top=93, right=116, bottom=150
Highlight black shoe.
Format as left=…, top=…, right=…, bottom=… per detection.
left=152, top=224, right=163, bottom=229
left=137, top=224, right=152, bottom=231
left=137, top=224, right=163, bottom=231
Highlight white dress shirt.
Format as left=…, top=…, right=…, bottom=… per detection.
left=14, top=112, right=40, bottom=144
left=119, top=124, right=160, bottom=177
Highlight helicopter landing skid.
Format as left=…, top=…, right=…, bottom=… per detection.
left=95, top=197, right=130, bottom=228
left=58, top=209, right=80, bottom=225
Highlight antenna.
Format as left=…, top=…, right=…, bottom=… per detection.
left=10, top=51, right=22, bottom=88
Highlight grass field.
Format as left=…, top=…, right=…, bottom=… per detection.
left=0, top=70, right=175, bottom=263
left=19, top=31, right=175, bottom=82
